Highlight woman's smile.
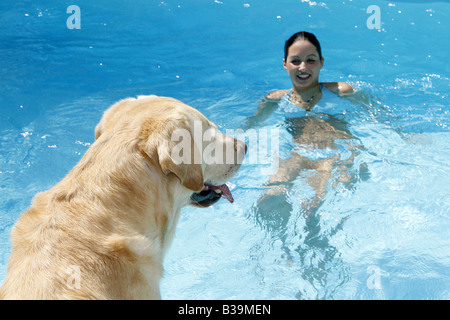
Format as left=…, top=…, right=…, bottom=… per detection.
left=297, top=73, right=312, bottom=81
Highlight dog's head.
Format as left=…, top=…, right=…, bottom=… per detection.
left=95, top=95, right=246, bottom=208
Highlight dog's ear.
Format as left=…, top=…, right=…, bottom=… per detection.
left=157, top=141, right=204, bottom=192
left=140, top=119, right=204, bottom=192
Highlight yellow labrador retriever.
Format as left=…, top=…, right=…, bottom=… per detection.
left=0, top=95, right=246, bottom=299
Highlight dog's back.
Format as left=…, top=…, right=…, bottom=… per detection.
left=0, top=163, right=161, bottom=300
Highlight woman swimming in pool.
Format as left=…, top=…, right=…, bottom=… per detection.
left=246, top=31, right=356, bottom=127
left=247, top=31, right=366, bottom=235
left=267, top=31, right=354, bottom=110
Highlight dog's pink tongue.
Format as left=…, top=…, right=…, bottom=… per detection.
left=218, top=184, right=234, bottom=203
left=206, top=183, right=234, bottom=203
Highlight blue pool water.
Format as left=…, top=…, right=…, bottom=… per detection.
left=0, top=0, right=449, bottom=299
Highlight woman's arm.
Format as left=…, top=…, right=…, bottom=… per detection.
left=242, top=99, right=279, bottom=129
left=242, top=89, right=289, bottom=129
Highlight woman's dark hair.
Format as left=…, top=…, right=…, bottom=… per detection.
left=284, top=31, right=322, bottom=61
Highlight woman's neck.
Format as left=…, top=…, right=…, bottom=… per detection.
left=293, top=82, right=321, bottom=95
left=290, top=83, right=322, bottom=111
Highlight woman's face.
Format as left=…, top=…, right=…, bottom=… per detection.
left=283, top=40, right=324, bottom=92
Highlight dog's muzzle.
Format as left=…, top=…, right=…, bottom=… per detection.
left=190, top=183, right=234, bottom=207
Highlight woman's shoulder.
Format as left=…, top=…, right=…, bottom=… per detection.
left=321, top=82, right=354, bottom=96
left=265, top=89, right=290, bottom=100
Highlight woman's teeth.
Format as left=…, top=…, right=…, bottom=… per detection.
left=298, top=74, right=311, bottom=79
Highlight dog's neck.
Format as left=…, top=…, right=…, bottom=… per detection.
left=50, top=137, right=190, bottom=255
